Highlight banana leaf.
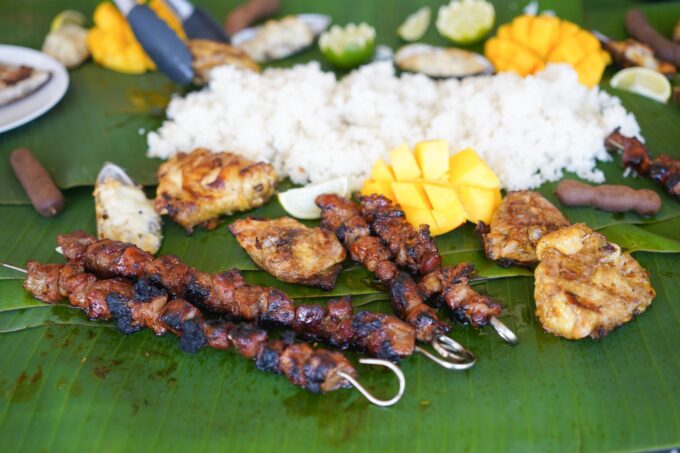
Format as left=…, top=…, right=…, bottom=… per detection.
left=0, top=252, right=678, bottom=452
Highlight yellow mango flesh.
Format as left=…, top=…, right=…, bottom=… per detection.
left=389, top=143, right=421, bottom=181
left=391, top=182, right=431, bottom=209
left=361, top=142, right=504, bottom=236
left=431, top=209, right=467, bottom=235
left=414, top=140, right=449, bottom=180
left=484, top=14, right=611, bottom=87
left=361, top=180, right=395, bottom=201
left=449, top=149, right=501, bottom=189
left=457, top=185, right=500, bottom=224
left=401, top=206, right=437, bottom=231
left=370, top=159, right=395, bottom=182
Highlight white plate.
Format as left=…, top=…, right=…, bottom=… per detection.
left=0, top=45, right=69, bottom=134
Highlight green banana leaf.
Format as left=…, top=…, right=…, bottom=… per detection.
left=0, top=252, right=678, bottom=452
left=1, top=0, right=680, bottom=451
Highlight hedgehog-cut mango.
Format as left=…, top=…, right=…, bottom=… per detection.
left=484, top=14, right=611, bottom=87
left=361, top=140, right=503, bottom=236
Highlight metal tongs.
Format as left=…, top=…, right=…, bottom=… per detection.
left=112, top=0, right=231, bottom=84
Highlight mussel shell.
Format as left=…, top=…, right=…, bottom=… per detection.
left=96, top=162, right=135, bottom=187
left=230, top=14, right=331, bottom=47
left=394, top=44, right=494, bottom=79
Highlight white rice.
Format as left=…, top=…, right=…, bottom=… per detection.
left=147, top=62, right=641, bottom=191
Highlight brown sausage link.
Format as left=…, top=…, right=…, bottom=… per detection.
left=10, top=148, right=64, bottom=217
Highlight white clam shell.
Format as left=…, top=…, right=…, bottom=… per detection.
left=394, top=43, right=494, bottom=78
left=230, top=14, right=331, bottom=47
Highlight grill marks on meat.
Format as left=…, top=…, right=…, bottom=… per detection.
left=317, top=194, right=450, bottom=342
left=229, top=217, right=346, bottom=290
left=606, top=130, right=680, bottom=200
left=534, top=223, right=655, bottom=339
left=23, top=261, right=357, bottom=393
left=55, top=231, right=417, bottom=362
left=359, top=194, right=441, bottom=275
left=155, top=149, right=277, bottom=233
left=476, top=191, right=571, bottom=268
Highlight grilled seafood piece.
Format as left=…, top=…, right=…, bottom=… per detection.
left=229, top=217, right=345, bottom=290
left=394, top=44, right=494, bottom=78
left=534, top=224, right=655, bottom=339
left=94, top=163, right=162, bottom=254
left=477, top=191, right=570, bottom=268
left=188, top=39, right=260, bottom=85
left=155, top=149, right=277, bottom=233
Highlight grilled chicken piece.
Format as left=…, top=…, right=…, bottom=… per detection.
left=155, top=149, right=277, bottom=233
left=534, top=224, right=655, bottom=339
left=477, top=191, right=570, bottom=268
left=229, top=217, right=346, bottom=290
left=188, top=39, right=260, bottom=85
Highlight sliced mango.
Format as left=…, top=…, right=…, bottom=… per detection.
left=457, top=185, right=499, bottom=224
left=431, top=209, right=467, bottom=235
left=414, top=139, right=449, bottom=180
left=370, top=159, right=395, bottom=182
left=391, top=182, right=431, bottom=209
left=389, top=143, right=421, bottom=181
left=362, top=141, right=504, bottom=236
left=361, top=180, right=395, bottom=201
left=484, top=14, right=611, bottom=87
left=449, top=149, right=501, bottom=189
left=422, top=184, right=466, bottom=214
left=401, top=206, right=436, bottom=231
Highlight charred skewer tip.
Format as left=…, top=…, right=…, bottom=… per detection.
left=490, top=317, right=519, bottom=346
left=337, top=358, right=405, bottom=407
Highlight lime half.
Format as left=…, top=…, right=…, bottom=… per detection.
left=610, top=67, right=671, bottom=103
left=398, top=7, right=431, bottom=42
left=50, top=10, right=87, bottom=32
left=319, top=23, right=376, bottom=70
left=436, top=0, right=495, bottom=45
left=278, top=177, right=350, bottom=219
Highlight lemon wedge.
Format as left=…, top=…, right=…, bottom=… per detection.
left=436, top=0, right=495, bottom=45
left=610, top=67, right=672, bottom=104
left=278, top=177, right=350, bottom=219
left=398, top=7, right=431, bottom=42
left=50, top=10, right=87, bottom=32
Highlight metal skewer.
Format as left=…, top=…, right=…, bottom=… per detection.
left=338, top=358, right=405, bottom=407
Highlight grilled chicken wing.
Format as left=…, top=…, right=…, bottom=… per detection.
left=155, top=149, right=277, bottom=233
left=229, top=217, right=346, bottom=290
left=534, top=224, right=654, bottom=339
left=477, top=191, right=570, bottom=267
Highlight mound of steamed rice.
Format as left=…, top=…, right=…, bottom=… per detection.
left=147, top=62, right=640, bottom=191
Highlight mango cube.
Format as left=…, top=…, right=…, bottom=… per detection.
left=401, top=206, right=436, bottom=230
left=389, top=143, right=421, bottom=181
left=422, top=184, right=466, bottom=214
left=414, top=139, right=449, bottom=180
left=457, top=185, right=500, bottom=224
left=449, top=149, right=501, bottom=189
left=361, top=180, right=395, bottom=201
left=370, top=159, right=395, bottom=182
left=431, top=209, right=467, bottom=235
left=391, top=182, right=431, bottom=209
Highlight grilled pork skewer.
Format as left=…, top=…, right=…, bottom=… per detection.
left=605, top=130, right=680, bottom=200
left=11, top=260, right=404, bottom=405
left=54, top=231, right=465, bottom=368
left=316, top=194, right=479, bottom=363
left=318, top=194, right=517, bottom=345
